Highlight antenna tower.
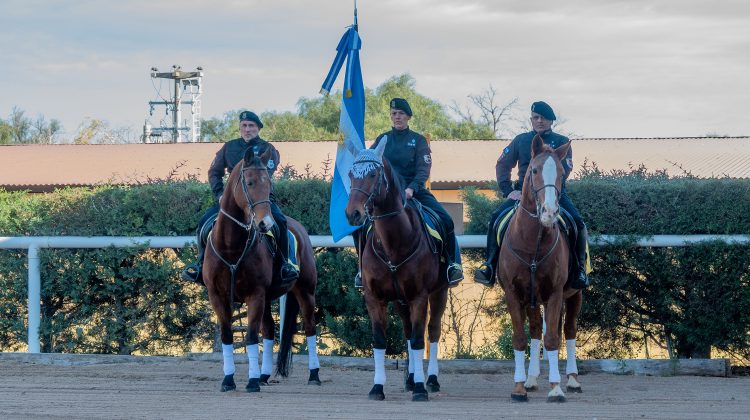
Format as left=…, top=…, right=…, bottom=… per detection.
left=143, top=65, right=203, bottom=143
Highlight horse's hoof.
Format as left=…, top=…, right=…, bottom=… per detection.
left=566, top=375, right=583, bottom=393
left=404, top=372, right=415, bottom=392
left=567, top=385, right=583, bottom=393
left=511, top=393, right=528, bottom=402
left=412, top=382, right=429, bottom=402
left=524, top=375, right=539, bottom=391
left=220, top=374, right=236, bottom=392
left=246, top=378, right=261, bottom=393
left=307, top=368, right=321, bottom=385
left=368, top=384, right=385, bottom=401
left=426, top=374, right=440, bottom=392
left=547, top=385, right=566, bottom=403
left=259, top=374, right=270, bottom=385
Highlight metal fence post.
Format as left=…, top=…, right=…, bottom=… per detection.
left=27, top=244, right=41, bottom=353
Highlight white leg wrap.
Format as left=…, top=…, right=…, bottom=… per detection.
left=528, top=339, right=541, bottom=377
left=566, top=339, right=578, bottom=375
left=407, top=341, right=414, bottom=373
left=261, top=339, right=274, bottom=376
left=513, top=350, right=527, bottom=383
left=247, top=344, right=260, bottom=379
left=547, top=350, right=561, bottom=384
left=427, top=342, right=439, bottom=376
left=373, top=348, right=386, bottom=385
left=307, top=335, right=320, bottom=369
left=412, top=348, right=425, bottom=383
left=222, top=344, right=235, bottom=376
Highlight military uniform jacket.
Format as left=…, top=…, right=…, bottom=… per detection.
left=208, top=136, right=280, bottom=200
left=495, top=130, right=573, bottom=197
left=372, top=127, right=431, bottom=192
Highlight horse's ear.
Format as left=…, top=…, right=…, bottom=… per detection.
left=374, top=135, right=388, bottom=159
left=531, top=134, right=545, bottom=157
left=555, top=141, right=572, bottom=162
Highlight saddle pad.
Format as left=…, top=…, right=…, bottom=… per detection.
left=494, top=208, right=591, bottom=273
left=421, top=209, right=443, bottom=243
left=264, top=230, right=299, bottom=270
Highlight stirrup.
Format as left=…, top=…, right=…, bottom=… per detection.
left=570, top=270, right=590, bottom=290
left=354, top=272, right=363, bottom=289
left=280, top=263, right=299, bottom=286
left=181, top=264, right=202, bottom=284
left=447, top=263, right=464, bottom=286
left=473, top=263, right=494, bottom=286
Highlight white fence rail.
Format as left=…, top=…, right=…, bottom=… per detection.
left=1, top=234, right=749, bottom=353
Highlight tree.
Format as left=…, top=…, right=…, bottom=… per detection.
left=451, top=85, right=518, bottom=139
left=73, top=118, right=134, bottom=144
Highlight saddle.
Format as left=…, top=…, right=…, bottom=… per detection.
left=199, top=214, right=299, bottom=272
left=493, top=205, right=591, bottom=276
left=408, top=198, right=445, bottom=255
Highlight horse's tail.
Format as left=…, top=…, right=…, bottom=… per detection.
left=276, top=292, right=300, bottom=377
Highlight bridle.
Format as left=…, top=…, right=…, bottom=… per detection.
left=519, top=154, right=562, bottom=220
left=208, top=160, right=273, bottom=304
left=506, top=153, right=563, bottom=308
left=349, top=160, right=402, bottom=220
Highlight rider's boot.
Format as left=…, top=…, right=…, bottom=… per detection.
left=445, top=233, right=464, bottom=287
left=474, top=215, right=499, bottom=287
left=181, top=229, right=205, bottom=286
left=277, top=225, right=299, bottom=288
left=570, top=226, right=590, bottom=289
left=474, top=231, right=499, bottom=287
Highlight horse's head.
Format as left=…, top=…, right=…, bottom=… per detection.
left=229, top=144, right=275, bottom=232
left=525, top=134, right=572, bottom=228
left=345, top=137, right=393, bottom=226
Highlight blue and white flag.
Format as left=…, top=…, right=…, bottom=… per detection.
left=321, top=25, right=365, bottom=242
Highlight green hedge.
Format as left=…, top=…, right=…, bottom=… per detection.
left=462, top=172, right=750, bottom=359
left=2, top=171, right=749, bottom=358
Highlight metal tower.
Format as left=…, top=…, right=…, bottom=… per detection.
left=143, top=65, right=203, bottom=143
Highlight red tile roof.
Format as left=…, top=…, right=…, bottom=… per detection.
left=1, top=137, right=748, bottom=192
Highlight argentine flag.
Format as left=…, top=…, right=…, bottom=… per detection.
left=321, top=25, right=365, bottom=242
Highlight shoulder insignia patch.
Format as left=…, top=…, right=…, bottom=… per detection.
left=423, top=154, right=432, bottom=164
left=267, top=159, right=275, bottom=169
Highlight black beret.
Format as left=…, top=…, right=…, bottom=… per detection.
left=531, top=101, right=556, bottom=121
left=239, top=111, right=263, bottom=128
left=389, top=98, right=413, bottom=117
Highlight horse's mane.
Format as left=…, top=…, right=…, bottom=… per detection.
left=351, top=149, right=405, bottom=203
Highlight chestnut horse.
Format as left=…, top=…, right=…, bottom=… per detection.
left=345, top=138, right=448, bottom=402
left=203, top=145, right=320, bottom=393
left=497, top=135, right=583, bottom=402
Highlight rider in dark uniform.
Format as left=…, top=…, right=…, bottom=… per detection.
left=352, top=98, right=464, bottom=288
left=181, top=110, right=299, bottom=286
left=474, top=101, right=590, bottom=289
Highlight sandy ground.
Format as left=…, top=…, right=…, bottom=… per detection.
left=0, top=354, right=748, bottom=420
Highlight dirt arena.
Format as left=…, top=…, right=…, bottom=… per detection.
left=1, top=353, right=748, bottom=420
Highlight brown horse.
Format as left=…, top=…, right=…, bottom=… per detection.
left=203, top=145, right=320, bottom=393
left=497, top=134, right=583, bottom=402
left=345, top=138, right=448, bottom=402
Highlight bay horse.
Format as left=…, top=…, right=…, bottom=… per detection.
left=345, top=138, right=448, bottom=402
left=497, top=134, right=583, bottom=402
left=203, top=145, right=320, bottom=393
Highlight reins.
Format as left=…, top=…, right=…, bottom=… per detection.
left=505, top=152, right=563, bottom=308
left=209, top=161, right=271, bottom=305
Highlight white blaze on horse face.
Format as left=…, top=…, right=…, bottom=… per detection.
left=540, top=156, right=559, bottom=226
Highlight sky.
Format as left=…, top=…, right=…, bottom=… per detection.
left=1, top=0, right=749, bottom=140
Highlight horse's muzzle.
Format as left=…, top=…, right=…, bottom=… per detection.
left=347, top=209, right=364, bottom=226
left=258, top=215, right=275, bottom=233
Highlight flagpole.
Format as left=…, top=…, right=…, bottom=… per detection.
left=354, top=0, right=358, bottom=29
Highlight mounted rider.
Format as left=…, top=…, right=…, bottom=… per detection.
left=181, top=110, right=299, bottom=286
left=474, top=101, right=590, bottom=290
left=351, top=98, right=464, bottom=288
